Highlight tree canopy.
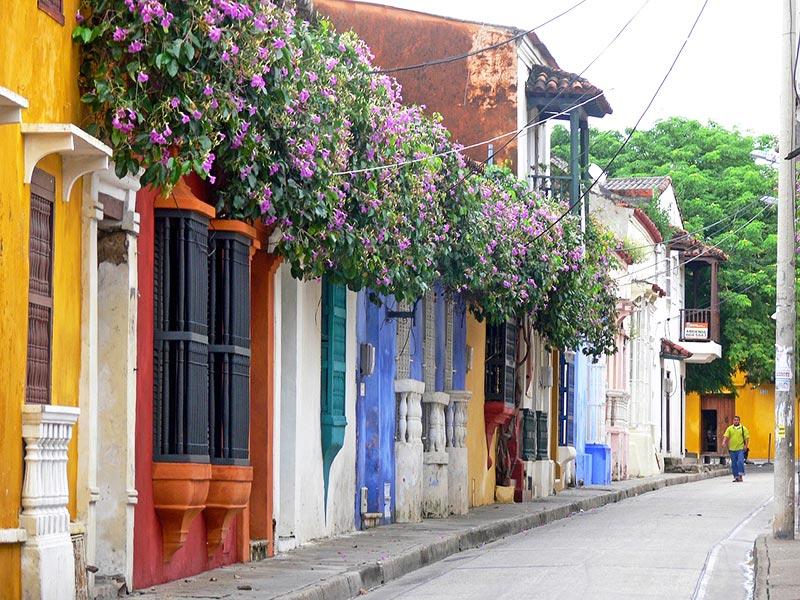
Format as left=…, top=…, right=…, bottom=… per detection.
left=553, top=117, right=784, bottom=392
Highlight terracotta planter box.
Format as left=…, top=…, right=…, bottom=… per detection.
left=152, top=462, right=212, bottom=562
left=204, top=464, right=253, bottom=556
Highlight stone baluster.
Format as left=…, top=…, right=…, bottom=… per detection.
left=422, top=392, right=450, bottom=518
left=394, top=379, right=425, bottom=523
left=20, top=404, right=80, bottom=600
left=445, top=390, right=471, bottom=515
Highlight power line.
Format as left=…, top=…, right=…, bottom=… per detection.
left=612, top=202, right=771, bottom=285
left=615, top=195, right=774, bottom=255
left=527, top=0, right=710, bottom=245
left=335, top=0, right=649, bottom=197
left=370, top=0, right=591, bottom=75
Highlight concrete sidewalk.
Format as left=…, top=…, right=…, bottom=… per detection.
left=753, top=530, right=800, bottom=600
left=134, top=468, right=728, bottom=600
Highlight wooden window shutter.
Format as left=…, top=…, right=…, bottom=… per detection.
left=321, top=280, right=347, bottom=419
left=208, top=230, right=251, bottom=464
left=321, top=278, right=347, bottom=503
left=26, top=168, right=55, bottom=405
left=38, top=0, right=65, bottom=25
left=520, top=408, right=536, bottom=460
left=153, top=209, right=210, bottom=460
left=484, top=319, right=516, bottom=407
left=535, top=410, right=549, bottom=460
left=558, top=354, right=575, bottom=446
left=394, top=300, right=411, bottom=380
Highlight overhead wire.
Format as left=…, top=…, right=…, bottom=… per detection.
left=369, top=0, right=592, bottom=75
left=613, top=194, right=776, bottom=256
left=527, top=0, right=711, bottom=245
left=612, top=201, right=772, bottom=284
left=334, top=0, right=650, bottom=192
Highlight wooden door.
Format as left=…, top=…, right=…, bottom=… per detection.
left=700, top=394, right=735, bottom=452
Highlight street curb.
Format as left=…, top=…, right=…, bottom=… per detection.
left=752, top=534, right=769, bottom=600
left=277, top=469, right=728, bottom=600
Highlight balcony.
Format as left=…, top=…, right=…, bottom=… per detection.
left=530, top=174, right=573, bottom=205
left=678, top=308, right=722, bottom=364
left=679, top=308, right=720, bottom=343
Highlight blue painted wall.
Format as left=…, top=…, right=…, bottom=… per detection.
left=573, top=348, right=591, bottom=485
left=452, top=297, right=467, bottom=390
left=354, top=291, right=397, bottom=527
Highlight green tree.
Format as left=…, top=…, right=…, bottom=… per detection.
left=554, top=117, right=780, bottom=392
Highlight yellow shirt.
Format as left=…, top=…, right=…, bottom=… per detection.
left=723, top=424, right=750, bottom=451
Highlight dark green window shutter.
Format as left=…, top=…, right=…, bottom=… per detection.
left=521, top=409, right=536, bottom=461
left=535, top=410, right=549, bottom=460
left=321, top=278, right=347, bottom=505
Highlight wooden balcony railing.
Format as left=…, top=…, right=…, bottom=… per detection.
left=530, top=174, right=573, bottom=204
left=679, top=308, right=720, bottom=343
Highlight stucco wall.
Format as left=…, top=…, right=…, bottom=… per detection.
left=465, top=314, right=495, bottom=506
left=276, top=270, right=357, bottom=547
left=0, top=0, right=85, bottom=593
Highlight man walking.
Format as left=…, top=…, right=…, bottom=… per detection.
left=721, top=415, right=750, bottom=482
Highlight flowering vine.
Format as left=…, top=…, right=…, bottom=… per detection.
left=74, top=0, right=620, bottom=355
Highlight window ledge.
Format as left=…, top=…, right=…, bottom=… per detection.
left=0, top=87, right=29, bottom=125
left=21, top=123, right=112, bottom=202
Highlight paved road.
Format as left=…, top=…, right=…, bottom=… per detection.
left=363, top=466, right=774, bottom=600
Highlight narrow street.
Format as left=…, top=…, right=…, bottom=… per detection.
left=362, top=467, right=774, bottom=600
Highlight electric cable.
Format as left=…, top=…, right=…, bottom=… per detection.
left=370, top=0, right=592, bottom=75
left=334, top=0, right=649, bottom=181
left=528, top=0, right=711, bottom=246
left=612, top=201, right=771, bottom=284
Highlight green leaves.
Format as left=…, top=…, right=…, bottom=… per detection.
left=570, top=117, right=782, bottom=389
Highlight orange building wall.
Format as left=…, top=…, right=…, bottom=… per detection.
left=314, top=0, right=522, bottom=170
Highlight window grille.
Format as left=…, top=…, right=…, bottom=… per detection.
left=153, top=210, right=210, bottom=460
left=521, top=408, right=537, bottom=460
left=484, top=320, right=516, bottom=406
left=535, top=410, right=549, bottom=460
left=558, top=354, right=575, bottom=446
left=208, top=230, right=251, bottom=464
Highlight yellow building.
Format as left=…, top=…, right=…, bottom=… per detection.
left=0, top=1, right=124, bottom=598
left=465, top=315, right=496, bottom=506
left=686, top=373, right=799, bottom=461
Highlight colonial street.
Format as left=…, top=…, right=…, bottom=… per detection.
left=364, top=466, right=774, bottom=600
left=136, top=467, right=777, bottom=600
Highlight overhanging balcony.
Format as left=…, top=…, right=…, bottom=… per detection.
left=678, top=308, right=722, bottom=363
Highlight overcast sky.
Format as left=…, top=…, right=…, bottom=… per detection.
left=350, top=0, right=782, bottom=137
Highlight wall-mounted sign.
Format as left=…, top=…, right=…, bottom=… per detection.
left=684, top=321, right=709, bottom=341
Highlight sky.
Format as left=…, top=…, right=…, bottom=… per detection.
left=350, top=0, right=783, bottom=137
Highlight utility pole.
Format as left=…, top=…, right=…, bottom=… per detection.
left=774, top=0, right=797, bottom=540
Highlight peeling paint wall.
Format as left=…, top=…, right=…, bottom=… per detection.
left=315, top=0, right=522, bottom=169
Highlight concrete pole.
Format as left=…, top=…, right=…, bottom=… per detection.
left=773, top=0, right=797, bottom=540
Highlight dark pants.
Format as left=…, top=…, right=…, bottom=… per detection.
left=730, top=449, right=745, bottom=478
